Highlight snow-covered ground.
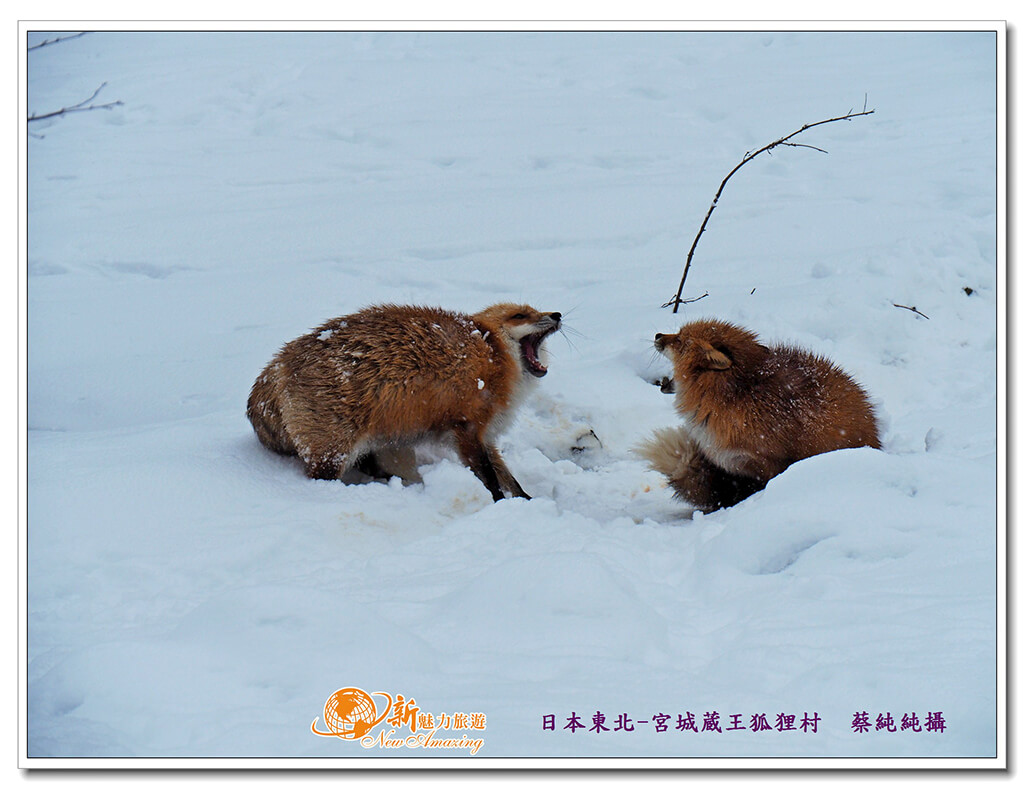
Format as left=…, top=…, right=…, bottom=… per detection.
left=23, top=29, right=1002, bottom=763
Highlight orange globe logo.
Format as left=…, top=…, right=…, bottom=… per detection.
left=311, top=687, right=393, bottom=739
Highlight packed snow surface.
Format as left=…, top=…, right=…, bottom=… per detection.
left=25, top=30, right=999, bottom=760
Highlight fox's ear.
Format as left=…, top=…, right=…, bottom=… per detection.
left=699, top=343, right=732, bottom=370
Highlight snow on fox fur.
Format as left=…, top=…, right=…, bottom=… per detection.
left=247, top=303, right=561, bottom=501
left=637, top=318, right=881, bottom=512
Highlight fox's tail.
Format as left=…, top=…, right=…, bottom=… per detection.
left=634, top=426, right=698, bottom=482
left=635, top=426, right=765, bottom=512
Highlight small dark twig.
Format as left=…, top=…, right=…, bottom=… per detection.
left=779, top=141, right=830, bottom=154
left=27, top=32, right=87, bottom=51
left=661, top=291, right=708, bottom=309
left=28, top=82, right=123, bottom=123
left=893, top=303, right=930, bottom=320
left=666, top=101, right=874, bottom=313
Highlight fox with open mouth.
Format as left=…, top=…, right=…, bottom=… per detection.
left=247, top=302, right=561, bottom=501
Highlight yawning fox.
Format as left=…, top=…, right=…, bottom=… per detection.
left=247, top=303, right=561, bottom=501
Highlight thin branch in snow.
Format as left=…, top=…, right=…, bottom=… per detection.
left=664, top=101, right=875, bottom=313
left=660, top=291, right=708, bottom=309
left=778, top=141, right=830, bottom=154
left=28, top=82, right=123, bottom=123
left=893, top=303, right=930, bottom=320
left=27, top=32, right=88, bottom=51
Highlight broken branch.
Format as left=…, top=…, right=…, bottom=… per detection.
left=893, top=304, right=930, bottom=320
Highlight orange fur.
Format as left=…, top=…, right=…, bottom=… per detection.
left=247, top=303, right=561, bottom=501
left=642, top=319, right=880, bottom=511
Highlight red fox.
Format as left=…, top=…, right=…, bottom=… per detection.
left=637, top=318, right=880, bottom=511
left=247, top=303, right=561, bottom=501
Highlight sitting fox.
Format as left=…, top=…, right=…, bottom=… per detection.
left=638, top=318, right=880, bottom=511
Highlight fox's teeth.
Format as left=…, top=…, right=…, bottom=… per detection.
left=519, top=334, right=549, bottom=377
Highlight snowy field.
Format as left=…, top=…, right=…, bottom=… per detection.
left=23, top=29, right=1001, bottom=764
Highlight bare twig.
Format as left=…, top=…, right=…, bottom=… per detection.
left=779, top=141, right=830, bottom=154
left=665, top=101, right=874, bottom=312
left=28, top=82, right=123, bottom=123
left=893, top=304, right=930, bottom=320
left=660, top=291, right=708, bottom=309
left=27, top=32, right=88, bottom=51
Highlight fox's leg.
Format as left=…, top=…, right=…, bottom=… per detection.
left=376, top=445, right=422, bottom=484
left=355, top=446, right=423, bottom=484
left=453, top=426, right=507, bottom=502
left=298, top=434, right=358, bottom=481
left=487, top=446, right=531, bottom=500
left=353, top=452, right=390, bottom=480
left=304, top=453, right=346, bottom=480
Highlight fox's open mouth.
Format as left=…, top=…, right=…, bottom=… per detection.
left=520, top=326, right=557, bottom=377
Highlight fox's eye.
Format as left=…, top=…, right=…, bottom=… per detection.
left=510, top=313, right=528, bottom=320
